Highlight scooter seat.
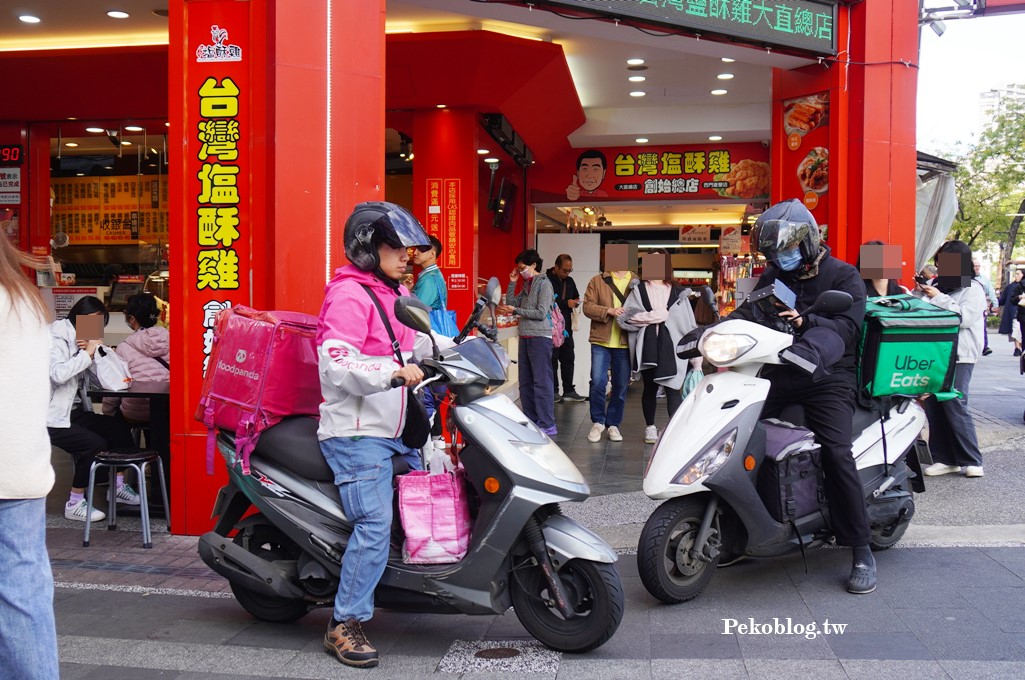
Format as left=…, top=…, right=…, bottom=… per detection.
left=251, top=416, right=410, bottom=482
left=776, top=399, right=885, bottom=438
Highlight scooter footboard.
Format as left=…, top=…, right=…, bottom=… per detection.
left=541, top=514, right=618, bottom=567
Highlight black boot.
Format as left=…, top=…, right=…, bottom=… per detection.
left=847, top=545, right=877, bottom=594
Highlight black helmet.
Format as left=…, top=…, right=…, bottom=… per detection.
left=751, top=199, right=821, bottom=268
left=343, top=202, right=431, bottom=271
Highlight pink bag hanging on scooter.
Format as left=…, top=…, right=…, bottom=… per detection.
left=398, top=455, right=472, bottom=564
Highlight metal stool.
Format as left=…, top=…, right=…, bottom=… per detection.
left=83, top=449, right=170, bottom=549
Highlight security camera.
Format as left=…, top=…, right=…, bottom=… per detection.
left=760, top=140, right=770, bottom=149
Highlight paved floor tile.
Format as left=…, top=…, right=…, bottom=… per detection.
left=650, top=632, right=741, bottom=659
left=743, top=658, right=847, bottom=679
left=825, top=631, right=933, bottom=660
left=840, top=658, right=952, bottom=679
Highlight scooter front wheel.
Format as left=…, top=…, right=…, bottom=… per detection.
left=511, top=558, right=624, bottom=653
left=637, top=497, right=720, bottom=604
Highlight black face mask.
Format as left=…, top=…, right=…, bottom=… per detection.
left=935, top=275, right=971, bottom=294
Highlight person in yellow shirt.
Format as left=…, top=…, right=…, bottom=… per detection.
left=582, top=242, right=634, bottom=443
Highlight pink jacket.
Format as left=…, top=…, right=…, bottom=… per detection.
left=102, top=326, right=170, bottom=422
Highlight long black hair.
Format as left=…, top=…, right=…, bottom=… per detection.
left=66, top=295, right=109, bottom=327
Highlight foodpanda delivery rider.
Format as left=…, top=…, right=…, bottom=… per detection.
left=728, top=199, right=875, bottom=595
left=316, top=202, right=449, bottom=668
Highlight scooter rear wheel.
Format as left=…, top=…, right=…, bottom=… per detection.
left=511, top=558, right=624, bottom=653
left=637, top=497, right=720, bottom=604
left=230, top=523, right=309, bottom=623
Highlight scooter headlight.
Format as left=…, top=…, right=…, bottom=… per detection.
left=700, top=332, right=756, bottom=366
left=672, top=429, right=737, bottom=485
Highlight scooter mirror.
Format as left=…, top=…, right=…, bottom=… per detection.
left=806, top=290, right=853, bottom=317
left=395, top=296, right=433, bottom=334
left=486, top=277, right=502, bottom=305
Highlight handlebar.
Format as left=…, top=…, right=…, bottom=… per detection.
left=389, top=364, right=439, bottom=390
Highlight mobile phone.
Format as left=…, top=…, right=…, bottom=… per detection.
left=913, top=274, right=929, bottom=285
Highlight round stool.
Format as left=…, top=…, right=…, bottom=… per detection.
left=83, top=449, right=170, bottom=549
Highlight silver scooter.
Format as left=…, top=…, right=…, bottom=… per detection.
left=198, top=279, right=624, bottom=652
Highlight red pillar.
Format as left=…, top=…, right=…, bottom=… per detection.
left=169, top=0, right=385, bottom=534
left=412, top=109, right=480, bottom=322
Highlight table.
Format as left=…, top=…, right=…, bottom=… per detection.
left=89, top=381, right=171, bottom=518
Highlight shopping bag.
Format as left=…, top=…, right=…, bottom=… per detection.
left=398, top=467, right=472, bottom=564
left=428, top=308, right=459, bottom=337
left=92, top=345, right=132, bottom=391
left=680, top=367, right=703, bottom=400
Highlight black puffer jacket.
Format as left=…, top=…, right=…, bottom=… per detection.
left=730, top=246, right=866, bottom=384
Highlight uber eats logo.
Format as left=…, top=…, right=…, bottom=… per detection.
left=890, top=354, right=934, bottom=388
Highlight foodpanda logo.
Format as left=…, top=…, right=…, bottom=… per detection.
left=328, top=346, right=350, bottom=360
left=890, top=355, right=934, bottom=389
left=236, top=349, right=247, bottom=363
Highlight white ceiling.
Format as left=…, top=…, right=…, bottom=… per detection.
left=2, top=0, right=811, bottom=230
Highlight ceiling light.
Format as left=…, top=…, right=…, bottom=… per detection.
left=717, top=73, right=734, bottom=80
left=708, top=135, right=723, bottom=141
left=107, top=11, right=130, bottom=19
left=630, top=91, right=646, bottom=97
left=76, top=173, right=85, bottom=177
left=164, top=122, right=170, bottom=127
left=929, top=19, right=946, bottom=37
left=629, top=75, right=646, bottom=82
left=477, top=149, right=490, bottom=154
left=484, top=157, right=499, bottom=164
left=152, top=9, right=169, bottom=17
left=65, top=142, right=79, bottom=147
left=711, top=89, right=728, bottom=95
left=627, top=58, right=645, bottom=66
left=124, top=125, right=143, bottom=131
left=436, top=104, right=446, bottom=108
left=67, top=117, right=77, bottom=120
left=19, top=15, right=41, bottom=23
left=86, top=127, right=104, bottom=133
left=721, top=57, right=736, bottom=63
left=636, top=137, right=649, bottom=143
left=103, top=166, right=113, bottom=170
left=121, top=140, right=132, bottom=146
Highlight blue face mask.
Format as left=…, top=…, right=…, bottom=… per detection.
left=776, top=246, right=803, bottom=272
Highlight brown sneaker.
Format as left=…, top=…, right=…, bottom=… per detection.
left=324, top=618, right=379, bottom=668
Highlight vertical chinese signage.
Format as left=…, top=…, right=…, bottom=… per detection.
left=425, top=177, right=464, bottom=288
left=189, top=14, right=249, bottom=373
left=780, top=92, right=830, bottom=242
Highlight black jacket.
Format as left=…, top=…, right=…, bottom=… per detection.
left=546, top=269, right=580, bottom=324
left=730, top=247, right=866, bottom=383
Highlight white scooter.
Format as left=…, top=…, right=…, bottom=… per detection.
left=637, top=291, right=928, bottom=603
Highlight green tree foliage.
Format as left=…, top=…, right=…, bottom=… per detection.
left=950, top=95, right=1025, bottom=287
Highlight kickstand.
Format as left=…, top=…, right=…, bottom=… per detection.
left=790, top=520, right=809, bottom=574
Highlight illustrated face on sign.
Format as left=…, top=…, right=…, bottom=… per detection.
left=604, top=244, right=635, bottom=274
left=935, top=251, right=972, bottom=290
left=641, top=252, right=672, bottom=281
left=577, top=154, right=606, bottom=193
left=859, top=243, right=902, bottom=279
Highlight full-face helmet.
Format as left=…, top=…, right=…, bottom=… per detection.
left=343, top=202, right=431, bottom=271
left=751, top=199, right=821, bottom=270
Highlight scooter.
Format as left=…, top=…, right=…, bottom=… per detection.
left=198, top=279, right=624, bottom=652
left=637, top=290, right=928, bottom=603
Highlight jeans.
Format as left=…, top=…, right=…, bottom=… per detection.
left=0, top=498, right=59, bottom=680
left=519, top=336, right=555, bottom=430
left=589, top=344, right=630, bottom=427
left=320, top=436, right=421, bottom=622
left=924, top=363, right=983, bottom=467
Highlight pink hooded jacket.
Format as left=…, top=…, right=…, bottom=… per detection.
left=102, top=325, right=170, bottom=422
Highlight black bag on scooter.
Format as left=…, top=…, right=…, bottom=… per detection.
left=755, top=419, right=826, bottom=523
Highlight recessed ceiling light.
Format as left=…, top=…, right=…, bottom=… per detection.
left=717, top=73, right=734, bottom=80
left=124, top=125, right=143, bottom=132
left=152, top=9, right=169, bottom=17
left=76, top=173, right=85, bottom=177
left=65, top=142, right=79, bottom=147
left=628, top=75, right=646, bottom=83
left=477, top=149, right=490, bottom=154
left=164, top=122, right=170, bottom=127
left=708, top=135, right=723, bottom=141
left=19, top=15, right=41, bottom=23
left=630, top=91, right=646, bottom=97
left=711, top=89, right=728, bottom=95
left=103, top=166, right=113, bottom=170
left=635, top=138, right=649, bottom=143
left=483, top=157, right=499, bottom=163
left=67, top=117, right=77, bottom=120
left=107, top=11, right=130, bottom=19
left=121, top=140, right=132, bottom=146
left=86, top=127, right=104, bottom=133
left=436, top=104, right=446, bottom=108
left=721, top=57, right=736, bottom=63
left=627, top=58, right=645, bottom=66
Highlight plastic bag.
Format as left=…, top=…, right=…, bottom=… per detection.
left=680, top=366, right=703, bottom=400
left=92, top=345, right=132, bottom=391
left=429, top=308, right=459, bottom=337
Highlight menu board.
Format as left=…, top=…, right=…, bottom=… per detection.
left=51, top=176, right=169, bottom=245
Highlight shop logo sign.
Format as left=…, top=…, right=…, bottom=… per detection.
left=235, top=349, right=247, bottom=363
left=196, top=25, right=242, bottom=63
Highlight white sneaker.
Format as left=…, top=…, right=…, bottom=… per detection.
left=116, top=483, right=141, bottom=506
left=964, top=465, right=984, bottom=478
left=923, top=463, right=961, bottom=477
left=644, top=425, right=658, bottom=444
left=587, top=423, right=605, bottom=443
left=65, top=499, right=106, bottom=522
left=607, top=426, right=623, bottom=442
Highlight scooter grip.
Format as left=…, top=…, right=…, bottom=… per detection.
left=390, top=377, right=406, bottom=388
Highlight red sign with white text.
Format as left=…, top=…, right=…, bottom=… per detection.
left=531, top=142, right=770, bottom=204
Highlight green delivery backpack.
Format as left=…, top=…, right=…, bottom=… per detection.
left=858, top=295, right=961, bottom=400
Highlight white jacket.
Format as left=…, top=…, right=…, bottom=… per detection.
left=47, top=318, right=94, bottom=428
left=915, top=281, right=986, bottom=364
left=0, top=289, right=55, bottom=499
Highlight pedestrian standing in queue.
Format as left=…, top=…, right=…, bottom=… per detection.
left=498, top=249, right=557, bottom=436
left=917, top=240, right=988, bottom=479
left=546, top=254, right=585, bottom=403
left=0, top=234, right=60, bottom=680
left=582, top=241, right=635, bottom=443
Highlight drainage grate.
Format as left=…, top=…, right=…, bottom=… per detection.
left=474, top=647, right=521, bottom=660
